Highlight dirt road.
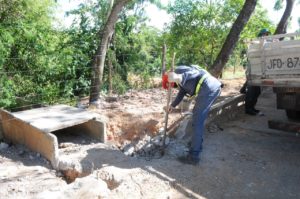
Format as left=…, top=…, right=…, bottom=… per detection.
left=1, top=83, right=300, bottom=198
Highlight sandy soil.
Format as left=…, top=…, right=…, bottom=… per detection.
left=1, top=78, right=300, bottom=199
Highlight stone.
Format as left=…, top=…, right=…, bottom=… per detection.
left=207, top=123, right=219, bottom=133
left=0, top=142, right=9, bottom=150
left=151, top=135, right=170, bottom=147
left=151, top=135, right=163, bottom=146
left=122, top=143, right=135, bottom=156
left=18, top=150, right=25, bottom=156
left=35, top=175, right=110, bottom=199
left=174, top=117, right=192, bottom=139
left=58, top=158, right=80, bottom=171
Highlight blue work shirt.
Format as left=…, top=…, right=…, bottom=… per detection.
left=171, top=65, right=221, bottom=107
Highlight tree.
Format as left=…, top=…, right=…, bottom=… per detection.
left=0, top=0, right=74, bottom=108
left=274, top=0, right=296, bottom=34
left=89, top=0, right=132, bottom=103
left=210, top=0, right=258, bottom=77
left=167, top=0, right=241, bottom=68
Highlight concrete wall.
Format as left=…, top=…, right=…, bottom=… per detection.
left=0, top=109, right=59, bottom=168
left=0, top=107, right=106, bottom=169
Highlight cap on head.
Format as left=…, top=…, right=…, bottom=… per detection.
left=174, top=65, right=192, bottom=74
left=258, top=28, right=270, bottom=37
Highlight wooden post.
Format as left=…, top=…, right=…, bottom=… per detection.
left=162, top=52, right=176, bottom=155
left=162, top=43, right=167, bottom=75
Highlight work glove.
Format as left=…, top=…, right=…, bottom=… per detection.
left=168, top=72, right=182, bottom=84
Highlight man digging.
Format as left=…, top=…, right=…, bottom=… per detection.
left=165, top=65, right=222, bottom=165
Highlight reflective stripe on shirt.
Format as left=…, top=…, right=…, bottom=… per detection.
left=195, top=73, right=209, bottom=95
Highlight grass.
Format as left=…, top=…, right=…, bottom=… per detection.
left=222, top=67, right=246, bottom=79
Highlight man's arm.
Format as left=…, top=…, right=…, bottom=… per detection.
left=171, top=88, right=186, bottom=108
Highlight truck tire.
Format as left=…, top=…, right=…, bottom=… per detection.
left=285, top=110, right=300, bottom=120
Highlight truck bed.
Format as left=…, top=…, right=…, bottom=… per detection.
left=247, top=33, right=300, bottom=87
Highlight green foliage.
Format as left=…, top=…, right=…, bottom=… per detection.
left=227, top=3, right=276, bottom=69
left=274, top=0, right=284, bottom=10
left=65, top=0, right=163, bottom=95
left=166, top=0, right=274, bottom=71
left=111, top=74, right=128, bottom=95
left=0, top=0, right=77, bottom=109
left=166, top=0, right=244, bottom=68
left=1, top=0, right=282, bottom=108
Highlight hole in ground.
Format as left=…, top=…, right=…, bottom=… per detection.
left=52, top=125, right=97, bottom=147
left=52, top=126, right=99, bottom=183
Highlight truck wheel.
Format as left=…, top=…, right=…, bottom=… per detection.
left=285, top=110, right=300, bottom=120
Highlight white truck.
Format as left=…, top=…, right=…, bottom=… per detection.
left=247, top=32, right=300, bottom=119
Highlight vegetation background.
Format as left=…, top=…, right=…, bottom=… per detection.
left=0, top=0, right=299, bottom=110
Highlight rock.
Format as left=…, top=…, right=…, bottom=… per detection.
left=0, top=142, right=9, bottom=150
left=134, top=135, right=152, bottom=152
left=174, top=117, right=192, bottom=139
left=97, top=170, right=121, bottom=190
left=58, top=158, right=83, bottom=183
left=151, top=135, right=170, bottom=147
left=56, top=171, right=63, bottom=177
left=164, top=137, right=170, bottom=146
left=18, top=150, right=25, bottom=156
left=144, top=135, right=151, bottom=142
left=35, top=175, right=110, bottom=199
left=141, top=142, right=154, bottom=153
left=105, top=96, right=118, bottom=102
left=207, top=123, right=223, bottom=133
left=58, top=158, right=80, bottom=171
left=207, top=123, right=219, bottom=133
left=122, top=143, right=135, bottom=156
left=158, top=127, right=164, bottom=134
left=59, top=142, right=74, bottom=149
left=165, top=141, right=189, bottom=157
left=151, top=135, right=162, bottom=146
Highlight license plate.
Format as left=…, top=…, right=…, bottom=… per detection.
left=266, top=57, right=300, bottom=70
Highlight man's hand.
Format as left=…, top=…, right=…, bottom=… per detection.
left=163, top=105, right=175, bottom=113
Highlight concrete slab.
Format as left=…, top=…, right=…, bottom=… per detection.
left=0, top=105, right=106, bottom=169
left=12, top=105, right=99, bottom=133
left=208, top=94, right=245, bottom=123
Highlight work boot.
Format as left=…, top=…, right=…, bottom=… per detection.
left=253, top=108, right=260, bottom=113
left=177, top=154, right=200, bottom=165
left=245, top=109, right=257, bottom=116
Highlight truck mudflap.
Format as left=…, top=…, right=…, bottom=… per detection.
left=275, top=92, right=300, bottom=111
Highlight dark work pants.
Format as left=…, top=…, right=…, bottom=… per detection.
left=190, top=77, right=221, bottom=160
left=245, top=85, right=261, bottom=111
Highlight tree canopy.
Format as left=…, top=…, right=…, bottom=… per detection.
left=1, top=0, right=297, bottom=109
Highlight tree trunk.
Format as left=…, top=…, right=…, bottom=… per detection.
left=274, top=0, right=295, bottom=34
left=89, top=0, right=131, bottom=104
left=210, top=0, right=258, bottom=77
left=108, top=58, right=113, bottom=95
